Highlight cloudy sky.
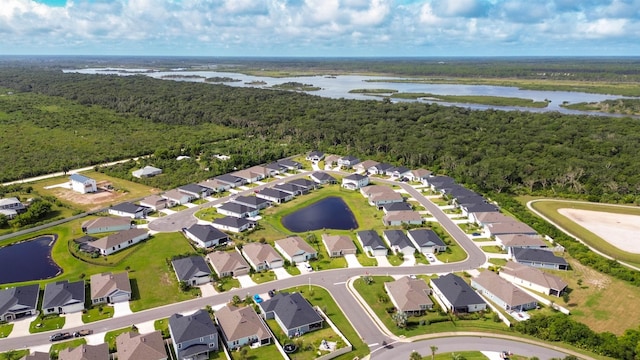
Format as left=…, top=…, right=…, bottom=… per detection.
left=2, top=0, right=639, bottom=56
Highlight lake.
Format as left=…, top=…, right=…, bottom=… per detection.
left=281, top=197, right=358, bottom=232
left=0, top=235, right=61, bottom=285
left=63, top=67, right=639, bottom=116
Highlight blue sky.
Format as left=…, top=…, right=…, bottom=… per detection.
left=1, top=0, right=639, bottom=56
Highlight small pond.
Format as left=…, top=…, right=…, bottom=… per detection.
left=281, top=197, right=358, bottom=232
left=0, top=235, right=61, bottom=284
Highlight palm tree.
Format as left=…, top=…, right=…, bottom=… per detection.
left=409, top=350, right=422, bottom=360
left=430, top=345, right=438, bottom=360
left=392, top=310, right=408, bottom=328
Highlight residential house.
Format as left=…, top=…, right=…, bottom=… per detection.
left=353, top=160, right=379, bottom=173
left=0, top=197, right=25, bottom=219
left=471, top=271, right=537, bottom=312
left=496, top=234, right=547, bottom=255
left=512, top=248, right=569, bottom=270
left=430, top=274, right=487, bottom=313
left=42, top=280, right=85, bottom=315
left=58, top=344, right=108, bottom=360
left=309, top=172, right=337, bottom=185
left=198, top=179, right=230, bottom=194
left=337, top=155, right=360, bottom=168
left=217, top=202, right=259, bottom=218
left=183, top=224, right=229, bottom=248
left=277, top=159, right=302, bottom=171
left=306, top=150, right=325, bottom=162
left=287, top=178, right=318, bottom=192
left=407, top=229, right=447, bottom=254
left=132, top=165, right=162, bottom=178
left=90, top=228, right=149, bottom=256
left=264, top=162, right=285, bottom=176
left=169, top=309, right=218, bottom=360
left=21, top=351, right=50, bottom=360
left=0, top=284, right=39, bottom=322
left=232, top=195, right=271, bottom=210
left=232, top=166, right=270, bottom=183
left=90, top=272, right=132, bottom=304
left=241, top=243, right=284, bottom=271
left=470, top=212, right=518, bottom=227
left=139, top=195, right=168, bottom=211
left=382, top=202, right=413, bottom=214
left=321, top=234, right=357, bottom=257
left=323, top=155, right=341, bottom=167
left=172, top=256, right=212, bottom=286
left=162, top=189, right=195, bottom=207
left=108, top=202, right=149, bottom=219
left=383, top=211, right=423, bottom=226
left=384, top=277, right=433, bottom=315
left=484, top=222, right=538, bottom=238
left=258, top=292, right=323, bottom=337
left=116, top=330, right=167, bottom=360
left=211, top=216, right=255, bottom=233
left=69, top=174, right=97, bottom=194
left=368, top=163, right=394, bottom=175
left=342, top=174, right=369, bottom=190
left=425, top=175, right=456, bottom=192
left=273, top=183, right=306, bottom=196
left=360, top=185, right=404, bottom=207
left=459, top=202, right=500, bottom=217
left=216, top=305, right=271, bottom=350
left=178, top=184, right=211, bottom=199
left=81, top=217, right=131, bottom=234
left=275, top=236, right=317, bottom=264
left=499, top=261, right=568, bottom=297
left=407, top=169, right=432, bottom=182
left=215, top=174, right=246, bottom=188
left=356, top=230, right=388, bottom=256
left=256, top=188, right=294, bottom=204
left=386, top=166, right=411, bottom=178
left=383, top=230, right=416, bottom=256
left=206, top=251, right=250, bottom=277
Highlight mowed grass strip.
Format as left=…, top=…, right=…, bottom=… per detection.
left=529, top=199, right=640, bottom=264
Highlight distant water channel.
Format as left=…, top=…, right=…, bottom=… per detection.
left=281, top=197, right=358, bottom=232
left=64, top=67, right=639, bottom=116
left=0, top=235, right=61, bottom=284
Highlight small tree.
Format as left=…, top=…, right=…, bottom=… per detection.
left=232, top=295, right=242, bottom=305
left=392, top=310, right=408, bottom=328
left=430, top=346, right=438, bottom=360
left=410, top=350, right=422, bottom=360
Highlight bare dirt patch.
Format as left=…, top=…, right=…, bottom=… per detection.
left=557, top=208, right=640, bottom=254
left=52, top=188, right=128, bottom=211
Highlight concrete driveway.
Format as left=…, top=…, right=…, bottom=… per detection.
left=63, top=312, right=84, bottom=329
left=344, top=254, right=362, bottom=268
left=198, top=284, right=217, bottom=297
left=272, top=267, right=291, bottom=279
left=400, top=253, right=416, bottom=266
left=6, top=316, right=35, bottom=338
left=113, top=301, right=133, bottom=318
left=237, top=275, right=257, bottom=288
left=375, top=256, right=392, bottom=267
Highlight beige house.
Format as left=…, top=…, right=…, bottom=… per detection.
left=472, top=270, right=537, bottom=312
left=116, top=330, right=167, bottom=360
left=90, top=228, right=149, bottom=256
left=207, top=251, right=251, bottom=277
left=240, top=243, right=284, bottom=271
left=360, top=185, right=404, bottom=207
left=499, top=261, right=568, bottom=297
left=216, top=305, right=271, bottom=350
left=58, top=343, right=108, bottom=360
left=90, top=272, right=132, bottom=304
left=321, top=234, right=357, bottom=257
left=383, top=211, right=423, bottom=226
left=139, top=195, right=167, bottom=211
left=275, top=236, right=317, bottom=264
left=384, top=276, right=433, bottom=315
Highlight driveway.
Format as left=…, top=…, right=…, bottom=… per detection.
left=63, top=312, right=84, bottom=329
left=272, top=267, right=291, bottom=279
left=198, top=284, right=217, bottom=297
left=237, top=275, right=257, bottom=288
left=375, top=256, right=392, bottom=267
left=113, top=301, right=133, bottom=318
left=6, top=316, right=34, bottom=338
left=345, top=254, right=362, bottom=268
left=400, top=253, right=416, bottom=267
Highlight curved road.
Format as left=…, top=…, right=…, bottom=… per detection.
left=0, top=171, right=580, bottom=359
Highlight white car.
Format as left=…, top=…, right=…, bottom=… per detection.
left=426, top=254, right=437, bottom=262
left=304, top=263, right=313, bottom=272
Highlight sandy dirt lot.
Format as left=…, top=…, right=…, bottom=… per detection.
left=51, top=188, right=128, bottom=210
left=558, top=208, right=640, bottom=253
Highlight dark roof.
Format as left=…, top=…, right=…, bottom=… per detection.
left=232, top=195, right=270, bottom=207
left=383, top=230, right=413, bottom=249
left=277, top=159, right=302, bottom=168
left=431, top=274, right=485, bottom=308
left=357, top=230, right=386, bottom=250
left=428, top=176, right=456, bottom=188
left=185, top=224, right=228, bottom=243
left=445, top=185, right=479, bottom=199
left=215, top=174, right=244, bottom=184
left=340, top=155, right=359, bottom=162
left=171, top=256, right=211, bottom=281
left=178, top=184, right=207, bottom=194
left=308, top=150, right=324, bottom=158
left=218, top=202, right=257, bottom=215
left=42, top=280, right=85, bottom=309
left=407, top=229, right=446, bottom=247
left=169, top=309, right=216, bottom=343
left=344, top=173, right=367, bottom=181
left=257, top=188, right=289, bottom=200
left=259, top=292, right=322, bottom=330
left=213, top=216, right=254, bottom=228
left=463, top=203, right=499, bottom=213
left=513, top=248, right=568, bottom=266
left=273, top=183, right=303, bottom=194
left=111, top=202, right=147, bottom=214
left=456, top=195, right=489, bottom=207
left=265, top=162, right=284, bottom=171
left=382, top=202, right=413, bottom=212
left=287, top=178, right=316, bottom=189
left=310, top=172, right=336, bottom=182
left=372, top=163, right=394, bottom=171
left=390, top=166, right=410, bottom=174
left=0, top=284, right=39, bottom=316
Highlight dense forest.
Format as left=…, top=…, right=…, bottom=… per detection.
left=1, top=68, right=639, bottom=205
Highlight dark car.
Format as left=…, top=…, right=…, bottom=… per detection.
left=50, top=332, right=72, bottom=342
left=268, top=289, right=276, bottom=298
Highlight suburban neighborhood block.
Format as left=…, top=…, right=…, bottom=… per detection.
left=169, top=309, right=218, bottom=360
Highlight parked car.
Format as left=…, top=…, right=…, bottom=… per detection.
left=73, top=329, right=93, bottom=337
left=253, top=294, right=263, bottom=303
left=268, top=289, right=276, bottom=298
left=471, top=232, right=481, bottom=236
left=304, top=263, right=313, bottom=272
left=426, top=254, right=437, bottom=262
left=50, top=332, right=72, bottom=342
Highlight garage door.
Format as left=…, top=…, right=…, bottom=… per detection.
left=110, top=293, right=130, bottom=303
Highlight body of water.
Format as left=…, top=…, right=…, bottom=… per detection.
left=281, top=197, right=358, bottom=232
left=63, top=67, right=638, bottom=116
left=0, top=235, right=61, bottom=284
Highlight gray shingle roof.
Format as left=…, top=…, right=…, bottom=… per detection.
left=383, top=230, right=413, bottom=249
left=344, top=173, right=367, bottom=181
left=178, top=184, right=207, bottom=195
left=407, top=229, right=446, bottom=247
left=110, top=202, right=147, bottom=214
left=257, top=188, right=289, bottom=200
left=259, top=292, right=322, bottom=330
left=310, top=172, right=336, bottom=182
left=42, top=280, right=85, bottom=309
left=512, top=248, right=568, bottom=266
left=169, top=309, right=216, bottom=343
left=232, top=195, right=270, bottom=207
left=212, top=216, right=253, bottom=228
left=431, top=274, right=485, bottom=308
left=382, top=202, right=413, bottom=212
left=0, top=284, right=39, bottom=316
left=218, top=202, right=257, bottom=215
left=172, top=256, right=211, bottom=282
left=185, top=224, right=228, bottom=243
left=215, top=174, right=244, bottom=185
left=357, top=230, right=386, bottom=250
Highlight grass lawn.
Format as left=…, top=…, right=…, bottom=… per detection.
left=49, top=338, right=87, bottom=356
left=285, top=265, right=302, bottom=276
left=0, top=323, right=13, bottom=338
left=414, top=252, right=430, bottom=265
left=105, top=326, right=136, bottom=351
left=154, top=318, right=171, bottom=338
left=488, top=258, right=508, bottom=266
left=267, top=319, right=339, bottom=360
left=82, top=305, right=114, bottom=323
left=228, top=344, right=281, bottom=360
left=312, top=243, right=348, bottom=270
left=0, top=350, right=29, bottom=360
left=481, top=246, right=505, bottom=254
left=171, top=204, right=189, bottom=211
left=387, top=253, right=404, bottom=266
left=251, top=271, right=277, bottom=284
left=30, top=314, right=65, bottom=333
left=473, top=237, right=493, bottom=242
left=527, top=198, right=640, bottom=265
left=216, top=277, right=241, bottom=292
left=430, top=197, right=449, bottom=206
left=353, top=276, right=509, bottom=337
left=195, top=207, right=225, bottom=222
left=193, top=198, right=208, bottom=205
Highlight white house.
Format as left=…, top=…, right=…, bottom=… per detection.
left=90, top=272, right=132, bottom=304
left=69, top=174, right=97, bottom=194
left=90, top=228, right=149, bottom=256
left=241, top=243, right=284, bottom=271
left=42, top=280, right=85, bottom=315
left=132, top=165, right=162, bottom=178
left=183, top=224, right=229, bottom=248
left=212, top=216, right=255, bottom=233
left=342, top=174, right=369, bottom=190
left=274, top=236, right=317, bottom=264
